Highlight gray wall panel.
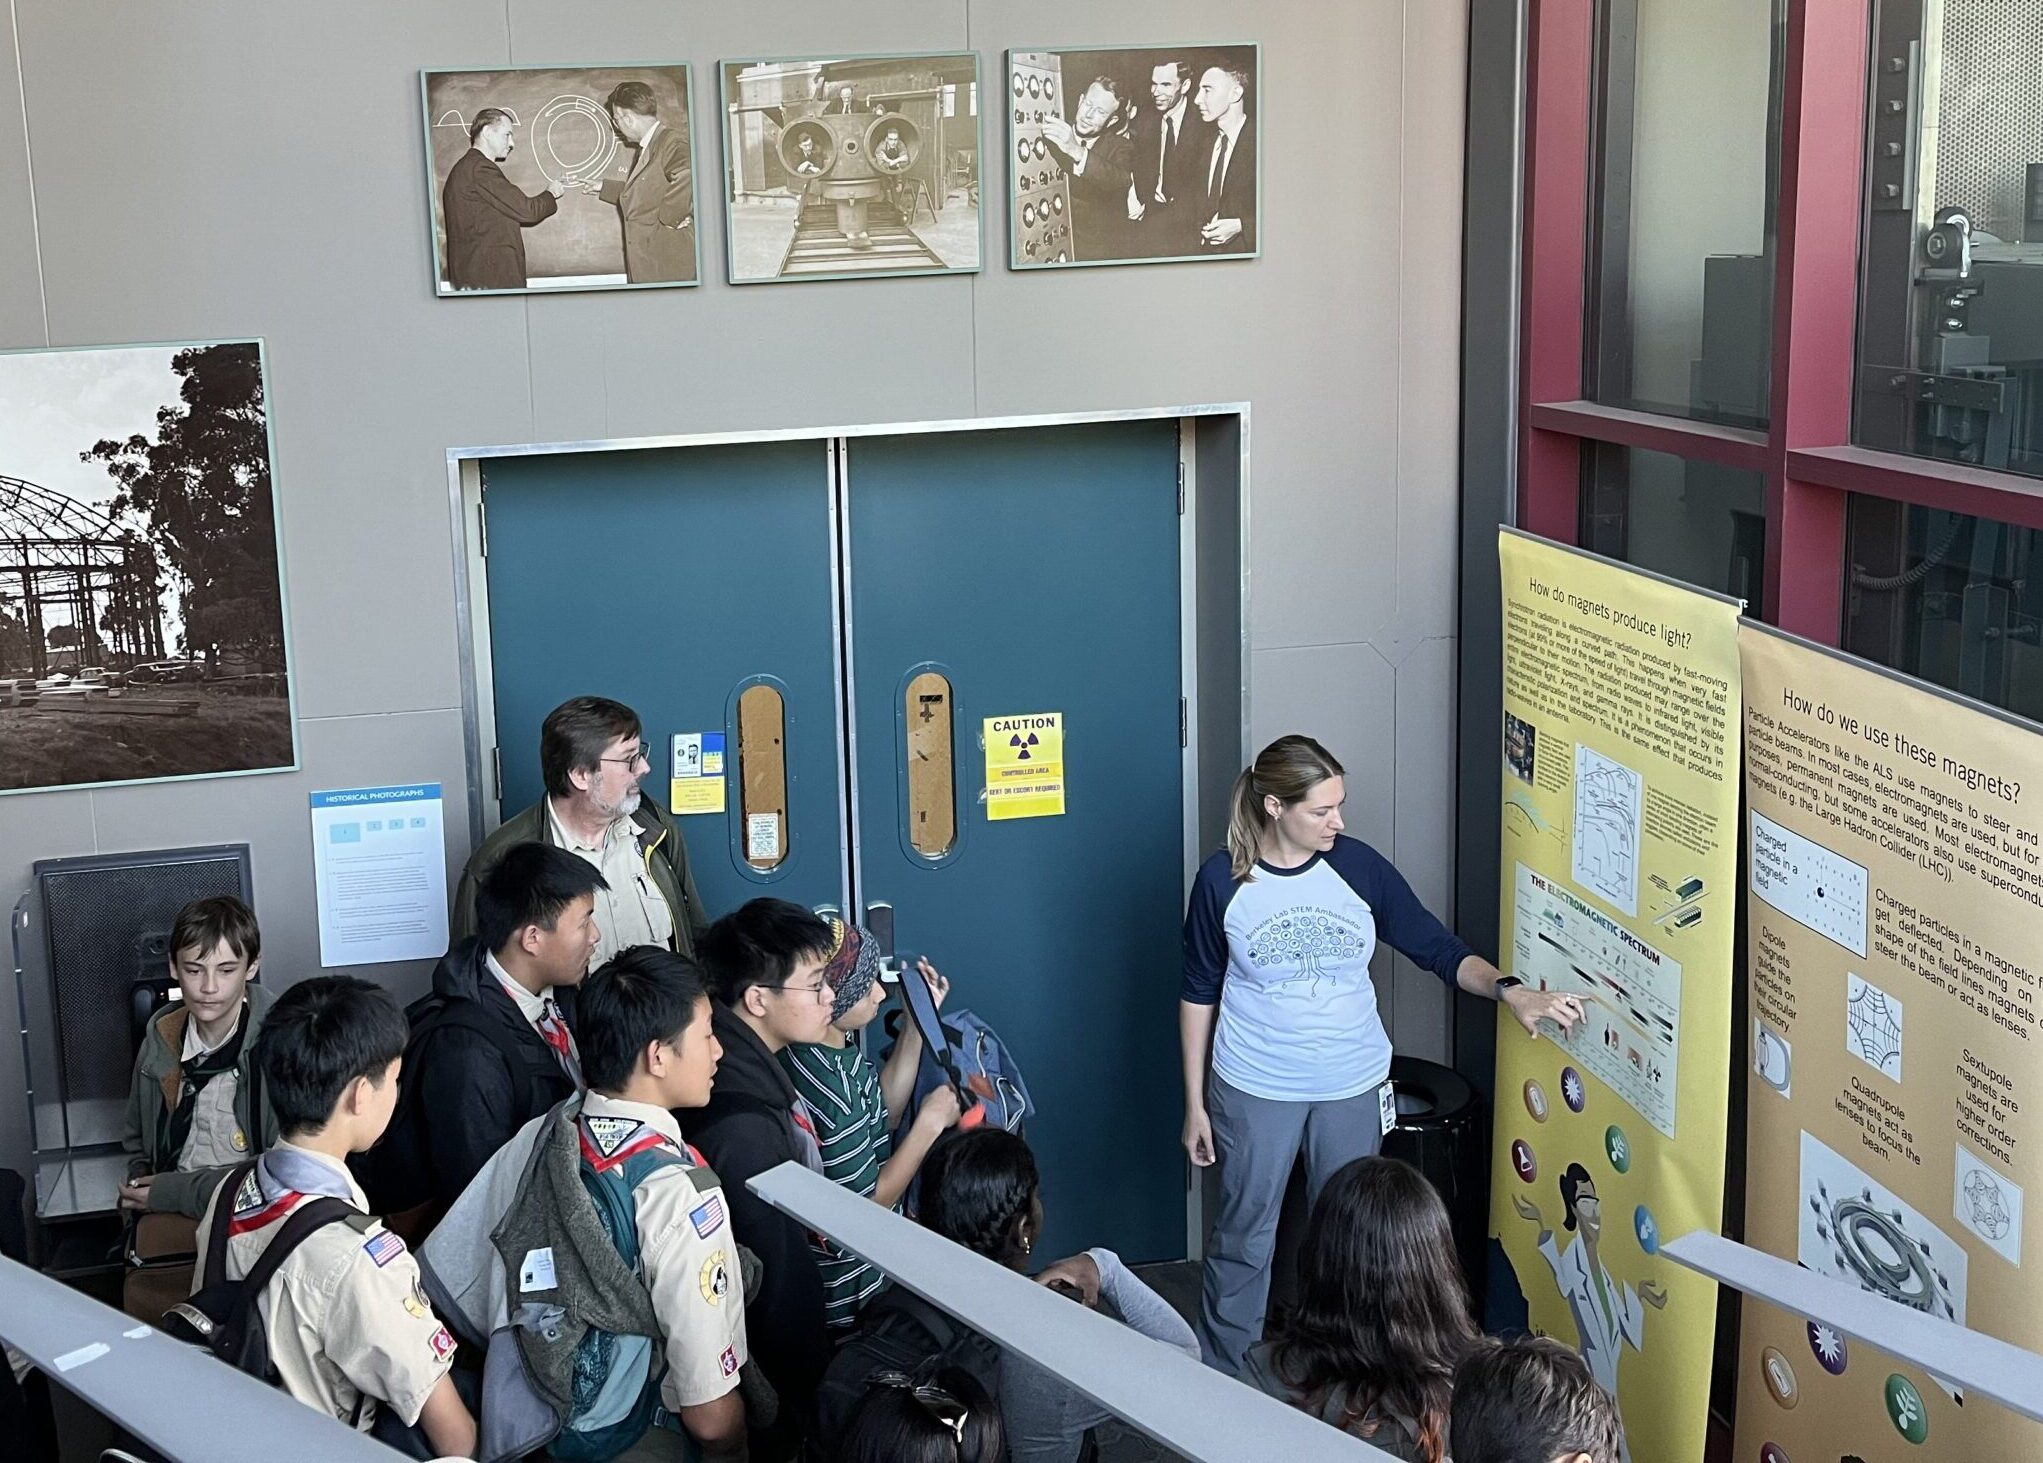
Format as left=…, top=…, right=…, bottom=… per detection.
left=0, top=0, right=1471, bottom=1185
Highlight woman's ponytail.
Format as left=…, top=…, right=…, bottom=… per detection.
left=1227, top=735, right=1347, bottom=882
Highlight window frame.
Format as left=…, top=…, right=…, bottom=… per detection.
left=1517, top=0, right=2043, bottom=646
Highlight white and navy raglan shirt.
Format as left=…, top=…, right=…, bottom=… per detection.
left=1182, top=835, right=1474, bottom=1102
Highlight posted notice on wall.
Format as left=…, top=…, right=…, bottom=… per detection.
left=1488, top=530, right=1743, bottom=1463
left=984, top=712, right=1065, bottom=820
left=1736, top=627, right=2043, bottom=1461
left=309, top=784, right=449, bottom=967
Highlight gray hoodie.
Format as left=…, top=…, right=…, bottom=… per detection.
left=121, top=983, right=279, bottom=1219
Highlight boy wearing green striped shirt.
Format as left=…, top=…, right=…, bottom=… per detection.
left=776, top=919, right=961, bottom=1326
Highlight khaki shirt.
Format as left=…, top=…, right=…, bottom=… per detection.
left=548, top=801, right=675, bottom=965
left=177, top=1013, right=250, bottom=1169
left=580, top=1092, right=747, bottom=1410
left=194, top=1144, right=456, bottom=1430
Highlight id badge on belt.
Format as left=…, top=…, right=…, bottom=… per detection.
left=1378, top=1078, right=1397, bottom=1137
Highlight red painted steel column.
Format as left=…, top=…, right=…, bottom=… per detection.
left=1764, top=0, right=1871, bottom=639
left=1517, top=0, right=1596, bottom=543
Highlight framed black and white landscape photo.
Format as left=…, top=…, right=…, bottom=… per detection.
left=0, top=340, right=296, bottom=794
left=1008, top=44, right=1259, bottom=269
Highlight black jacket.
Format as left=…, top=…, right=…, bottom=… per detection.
left=412, top=939, right=580, bottom=1209
left=441, top=147, right=558, bottom=290
left=689, top=1003, right=831, bottom=1442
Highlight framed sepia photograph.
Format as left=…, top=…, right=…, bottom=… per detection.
left=0, top=340, right=297, bottom=795
left=1008, top=44, right=1259, bottom=269
left=421, top=64, right=699, bottom=295
left=719, top=51, right=982, bottom=283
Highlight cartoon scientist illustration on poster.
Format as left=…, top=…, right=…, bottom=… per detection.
left=1513, top=1164, right=1667, bottom=1462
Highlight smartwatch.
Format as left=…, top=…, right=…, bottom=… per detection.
left=1494, top=975, right=1525, bottom=994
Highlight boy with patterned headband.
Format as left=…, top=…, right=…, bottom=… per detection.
left=779, top=917, right=962, bottom=1327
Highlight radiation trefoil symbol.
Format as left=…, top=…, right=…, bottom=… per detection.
left=1010, top=732, right=1040, bottom=761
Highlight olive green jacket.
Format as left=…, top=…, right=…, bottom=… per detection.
left=121, top=982, right=280, bottom=1219
left=451, top=794, right=708, bottom=959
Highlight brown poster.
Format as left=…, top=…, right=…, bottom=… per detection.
left=1737, top=625, right=2043, bottom=1461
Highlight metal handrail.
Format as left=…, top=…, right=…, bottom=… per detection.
left=749, top=1160, right=1402, bottom=1463
left=1662, top=1229, right=2043, bottom=1423
left=0, top=1256, right=394, bottom=1462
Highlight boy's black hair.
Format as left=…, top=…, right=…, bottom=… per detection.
left=476, top=841, right=608, bottom=956
left=254, top=976, right=410, bottom=1137
left=694, top=897, right=835, bottom=1006
left=169, top=894, right=261, bottom=966
left=579, top=946, right=710, bottom=1092
left=1450, top=1336, right=1624, bottom=1463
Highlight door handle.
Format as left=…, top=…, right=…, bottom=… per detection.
left=814, top=904, right=841, bottom=920
left=863, top=901, right=895, bottom=957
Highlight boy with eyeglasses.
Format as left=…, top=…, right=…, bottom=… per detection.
left=691, top=899, right=843, bottom=1456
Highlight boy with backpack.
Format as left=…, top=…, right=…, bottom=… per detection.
left=188, top=975, right=476, bottom=1456
left=119, top=895, right=280, bottom=1321
left=360, top=841, right=605, bottom=1232
left=778, top=920, right=960, bottom=1327
left=422, top=946, right=748, bottom=1462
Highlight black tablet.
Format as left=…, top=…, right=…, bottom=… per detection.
left=888, top=954, right=953, bottom=1068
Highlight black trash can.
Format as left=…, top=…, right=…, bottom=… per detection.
left=1383, top=1053, right=1490, bottom=1308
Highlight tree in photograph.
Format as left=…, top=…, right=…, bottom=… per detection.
left=82, top=344, right=283, bottom=671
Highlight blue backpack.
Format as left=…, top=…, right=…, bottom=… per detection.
left=886, top=1004, right=1035, bottom=1140
left=551, top=1116, right=696, bottom=1463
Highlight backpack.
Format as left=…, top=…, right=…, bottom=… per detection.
left=808, top=1284, right=1002, bottom=1462
left=354, top=995, right=538, bottom=1216
left=546, top=1117, right=694, bottom=1462
left=161, top=1161, right=360, bottom=1398
left=886, top=1004, right=1035, bottom=1137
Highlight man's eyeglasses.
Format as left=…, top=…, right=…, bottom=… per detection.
left=767, top=978, right=831, bottom=1004
left=599, top=740, right=652, bottom=768
left=868, top=1370, right=969, bottom=1443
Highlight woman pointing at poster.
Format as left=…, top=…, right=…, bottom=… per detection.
left=1181, top=734, right=1584, bottom=1373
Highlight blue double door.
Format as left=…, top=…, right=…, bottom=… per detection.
left=480, top=420, right=1188, bottom=1260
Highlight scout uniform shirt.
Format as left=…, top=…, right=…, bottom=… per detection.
left=548, top=802, right=675, bottom=966
left=485, top=950, right=584, bottom=1089
left=194, top=1142, right=456, bottom=1431
left=579, top=1091, right=749, bottom=1411
left=178, top=1005, right=252, bottom=1167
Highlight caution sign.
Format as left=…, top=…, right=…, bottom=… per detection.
left=984, top=713, right=1064, bottom=821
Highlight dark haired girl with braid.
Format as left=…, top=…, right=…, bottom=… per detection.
left=918, top=1130, right=1201, bottom=1463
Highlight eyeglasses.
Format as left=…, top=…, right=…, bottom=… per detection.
left=767, top=978, right=832, bottom=1004
left=868, top=1370, right=969, bottom=1443
left=599, top=740, right=651, bottom=768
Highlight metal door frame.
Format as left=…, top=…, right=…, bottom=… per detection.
left=447, top=402, right=1250, bottom=1254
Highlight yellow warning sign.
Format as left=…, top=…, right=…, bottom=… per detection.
left=983, top=712, right=1064, bottom=821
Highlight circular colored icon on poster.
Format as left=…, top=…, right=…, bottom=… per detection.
left=1761, top=1347, right=1799, bottom=1409
left=1884, top=1373, right=1928, bottom=1444
left=1633, top=1204, right=1659, bottom=1254
left=1604, top=1124, right=1631, bottom=1173
left=1758, top=1444, right=1789, bottom=1463
left=1511, top=1139, right=1538, bottom=1183
left=1807, top=1320, right=1847, bottom=1375
left=1561, top=1066, right=1587, bottom=1113
left=1523, top=1079, right=1549, bottom=1123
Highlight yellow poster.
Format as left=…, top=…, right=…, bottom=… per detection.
left=1735, top=627, right=2043, bottom=1461
left=1489, top=530, right=1742, bottom=1463
left=984, top=712, right=1064, bottom=820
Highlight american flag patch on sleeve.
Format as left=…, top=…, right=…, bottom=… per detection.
left=689, top=1195, right=725, bottom=1238
left=362, top=1230, right=407, bottom=1267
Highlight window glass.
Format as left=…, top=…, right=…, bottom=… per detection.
left=1586, top=0, right=1783, bottom=428
left=903, top=671, right=956, bottom=858
left=737, top=683, right=789, bottom=871
left=1843, top=497, right=2043, bottom=723
left=1855, top=2, right=2043, bottom=478
left=1579, top=442, right=1767, bottom=604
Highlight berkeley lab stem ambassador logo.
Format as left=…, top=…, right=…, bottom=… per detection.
left=1244, top=908, right=1370, bottom=994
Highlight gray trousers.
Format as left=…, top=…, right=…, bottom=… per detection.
left=1195, top=1073, right=1385, bottom=1374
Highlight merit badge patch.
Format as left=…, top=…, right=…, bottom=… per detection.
left=584, top=1114, right=641, bottom=1159
left=232, top=1169, right=264, bottom=1214
left=231, top=1128, right=249, bottom=1153
left=719, top=1346, right=739, bottom=1378
left=689, top=1195, right=725, bottom=1239
left=429, top=1325, right=457, bottom=1362
left=362, top=1230, right=407, bottom=1268
left=699, top=1249, right=730, bottom=1306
